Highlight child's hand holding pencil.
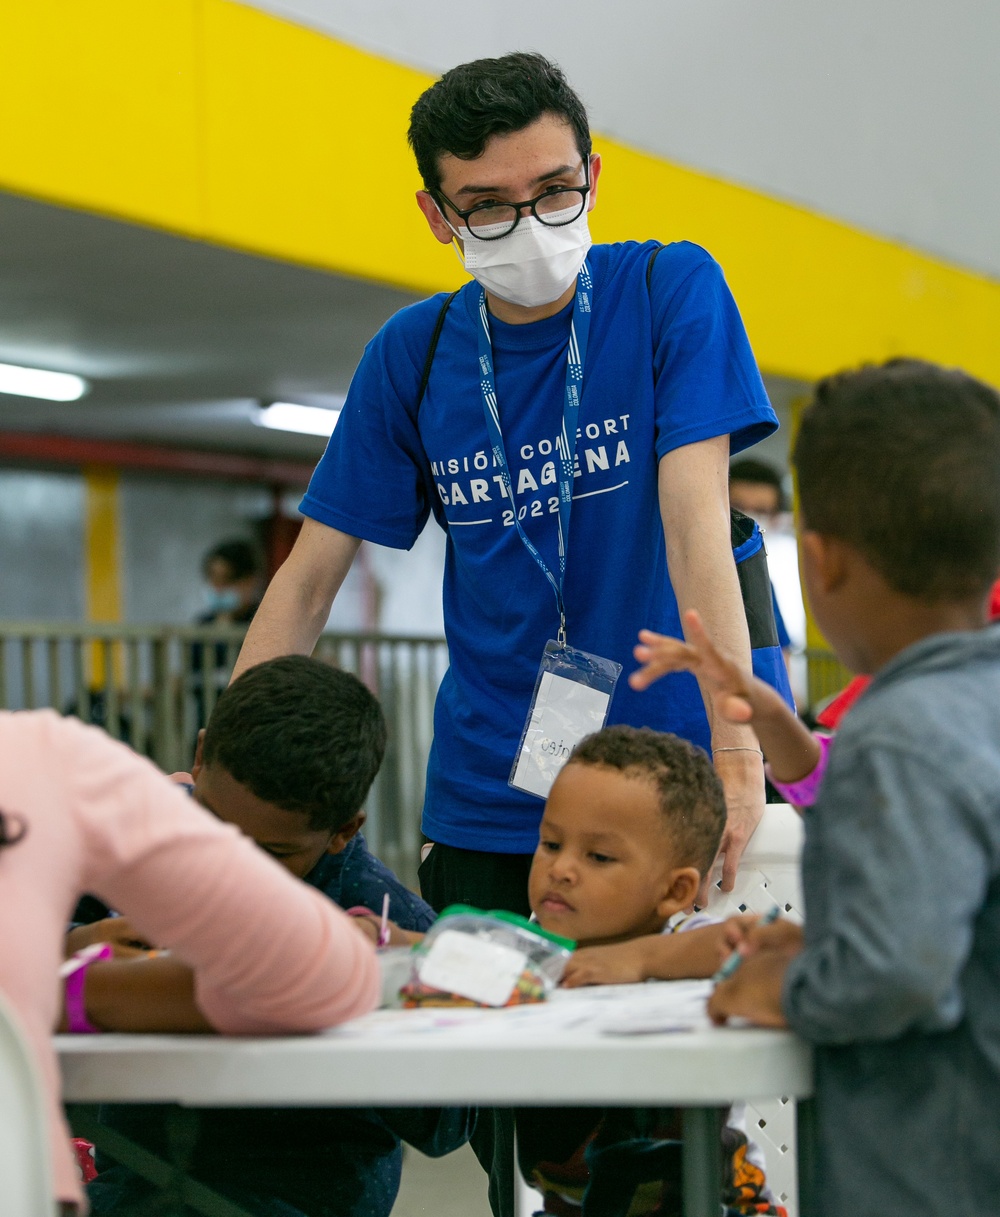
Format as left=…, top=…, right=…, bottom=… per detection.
left=708, top=908, right=804, bottom=1028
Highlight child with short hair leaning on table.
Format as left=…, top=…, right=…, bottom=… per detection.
left=78, top=656, right=470, bottom=1217
left=0, top=707, right=380, bottom=1216
left=519, top=723, right=788, bottom=1217
left=632, top=359, right=1000, bottom=1217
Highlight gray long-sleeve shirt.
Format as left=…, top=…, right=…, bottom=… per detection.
left=783, top=625, right=1000, bottom=1217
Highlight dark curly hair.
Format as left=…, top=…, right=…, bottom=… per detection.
left=203, top=656, right=386, bottom=832
left=568, top=726, right=725, bottom=875
left=794, top=358, right=1000, bottom=602
left=202, top=539, right=261, bottom=583
left=408, top=51, right=591, bottom=195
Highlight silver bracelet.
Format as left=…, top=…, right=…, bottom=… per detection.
left=712, top=746, right=763, bottom=756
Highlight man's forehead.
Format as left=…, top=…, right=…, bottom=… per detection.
left=435, top=114, right=581, bottom=194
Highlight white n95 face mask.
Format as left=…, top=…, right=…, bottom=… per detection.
left=452, top=204, right=592, bottom=309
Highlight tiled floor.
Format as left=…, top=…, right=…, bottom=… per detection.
left=392, top=1144, right=493, bottom=1217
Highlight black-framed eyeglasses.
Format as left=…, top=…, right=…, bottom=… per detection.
left=435, top=159, right=591, bottom=241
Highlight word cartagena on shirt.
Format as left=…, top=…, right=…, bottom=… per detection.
left=301, top=241, right=777, bottom=853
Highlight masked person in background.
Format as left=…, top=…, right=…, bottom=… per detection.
left=228, top=52, right=788, bottom=1215
left=198, top=539, right=263, bottom=627
left=190, top=539, right=264, bottom=735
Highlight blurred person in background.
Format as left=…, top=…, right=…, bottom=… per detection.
left=198, top=539, right=264, bottom=627
left=191, top=539, right=265, bottom=734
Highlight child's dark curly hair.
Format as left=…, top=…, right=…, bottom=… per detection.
left=568, top=726, right=725, bottom=875
left=203, top=656, right=386, bottom=833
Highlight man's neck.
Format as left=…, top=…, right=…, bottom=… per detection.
left=485, top=282, right=576, bottom=326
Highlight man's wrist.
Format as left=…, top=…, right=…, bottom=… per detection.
left=710, top=722, right=760, bottom=750
left=711, top=746, right=765, bottom=777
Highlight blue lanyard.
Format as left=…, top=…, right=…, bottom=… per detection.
left=477, top=262, right=593, bottom=646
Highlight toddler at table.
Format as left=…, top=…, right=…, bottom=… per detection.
left=643, top=360, right=1000, bottom=1217
left=518, top=724, right=787, bottom=1217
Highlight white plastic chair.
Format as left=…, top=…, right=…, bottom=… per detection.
left=0, top=988, right=56, bottom=1216
left=707, top=802, right=804, bottom=1217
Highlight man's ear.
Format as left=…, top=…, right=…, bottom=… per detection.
left=585, top=152, right=602, bottom=213
left=191, top=730, right=207, bottom=781
left=326, top=811, right=366, bottom=856
left=656, top=867, right=701, bottom=920
left=416, top=190, right=458, bottom=246
left=801, top=531, right=849, bottom=595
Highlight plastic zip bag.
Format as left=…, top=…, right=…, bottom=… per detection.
left=399, top=905, right=574, bottom=1008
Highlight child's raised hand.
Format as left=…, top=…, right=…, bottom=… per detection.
left=630, top=611, right=755, bottom=726
left=560, top=940, right=647, bottom=988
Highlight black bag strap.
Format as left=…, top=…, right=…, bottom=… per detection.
left=416, top=290, right=460, bottom=411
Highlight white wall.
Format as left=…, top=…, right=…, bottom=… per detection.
left=0, top=471, right=85, bottom=620
left=0, top=467, right=443, bottom=636
left=121, top=478, right=274, bottom=624
left=246, top=0, right=1000, bottom=279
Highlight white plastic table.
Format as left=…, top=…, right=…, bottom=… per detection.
left=58, top=988, right=815, bottom=1217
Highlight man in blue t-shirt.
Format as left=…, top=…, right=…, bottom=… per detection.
left=232, top=51, right=779, bottom=914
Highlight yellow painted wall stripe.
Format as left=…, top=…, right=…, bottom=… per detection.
left=83, top=466, right=122, bottom=624
left=2, top=1, right=1000, bottom=387
left=83, top=465, right=122, bottom=686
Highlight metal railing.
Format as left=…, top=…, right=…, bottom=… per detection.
left=0, top=622, right=448, bottom=891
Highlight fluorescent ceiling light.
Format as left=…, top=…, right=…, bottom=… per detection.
left=258, top=401, right=342, bottom=437
left=0, top=361, right=89, bottom=402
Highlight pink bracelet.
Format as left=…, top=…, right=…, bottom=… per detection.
left=765, top=732, right=834, bottom=808
left=62, top=943, right=113, bottom=1033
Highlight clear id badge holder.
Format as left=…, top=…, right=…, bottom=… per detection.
left=510, top=641, right=622, bottom=800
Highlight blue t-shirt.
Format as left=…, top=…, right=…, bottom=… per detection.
left=303, top=241, right=778, bottom=853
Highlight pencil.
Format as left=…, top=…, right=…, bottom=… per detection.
left=711, top=904, right=781, bottom=983
left=377, top=892, right=391, bottom=948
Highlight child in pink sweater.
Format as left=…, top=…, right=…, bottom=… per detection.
left=0, top=709, right=380, bottom=1213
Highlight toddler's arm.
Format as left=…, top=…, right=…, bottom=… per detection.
left=631, top=609, right=822, bottom=789
left=561, top=924, right=727, bottom=987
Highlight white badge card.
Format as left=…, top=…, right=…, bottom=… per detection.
left=510, top=641, right=622, bottom=800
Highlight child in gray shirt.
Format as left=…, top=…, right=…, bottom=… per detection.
left=632, top=358, right=1000, bottom=1217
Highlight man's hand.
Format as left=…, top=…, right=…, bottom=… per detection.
left=632, top=615, right=766, bottom=896
left=707, top=946, right=798, bottom=1028
left=561, top=940, right=648, bottom=988
left=710, top=748, right=766, bottom=895
left=65, top=917, right=153, bottom=960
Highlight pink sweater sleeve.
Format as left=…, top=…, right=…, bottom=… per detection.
left=66, top=716, right=380, bottom=1033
